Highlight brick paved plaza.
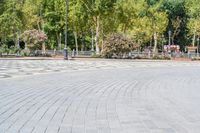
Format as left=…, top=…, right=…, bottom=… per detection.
left=0, top=60, right=200, bottom=133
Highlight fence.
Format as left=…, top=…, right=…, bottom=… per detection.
left=29, top=50, right=95, bottom=58
left=1, top=49, right=200, bottom=59
left=129, top=51, right=200, bottom=59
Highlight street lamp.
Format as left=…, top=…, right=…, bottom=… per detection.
left=168, top=30, right=171, bottom=46
left=64, top=0, right=68, bottom=60
left=162, top=34, right=164, bottom=53
left=197, top=37, right=199, bottom=57
left=17, top=31, right=20, bottom=56
left=18, top=31, right=20, bottom=49
left=59, top=33, right=62, bottom=50
left=91, top=30, right=94, bottom=51
left=168, top=30, right=172, bottom=57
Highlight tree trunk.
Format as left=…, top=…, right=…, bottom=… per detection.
left=14, top=35, right=17, bottom=48
left=24, top=41, right=27, bottom=50
left=91, top=29, right=95, bottom=51
left=95, top=16, right=100, bottom=54
left=17, top=31, right=20, bottom=49
left=101, top=22, right=104, bottom=54
left=153, top=32, right=158, bottom=55
left=192, top=32, right=196, bottom=47
left=37, top=21, right=41, bottom=31
left=123, top=24, right=128, bottom=33
left=56, top=32, right=61, bottom=50
left=81, top=35, right=84, bottom=51
left=74, top=31, right=78, bottom=55
left=42, top=43, right=46, bottom=54
left=13, top=30, right=17, bottom=47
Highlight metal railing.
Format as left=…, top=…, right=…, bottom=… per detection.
left=130, top=51, right=200, bottom=59
left=30, top=50, right=96, bottom=58
left=1, top=50, right=200, bottom=59
left=73, top=51, right=95, bottom=57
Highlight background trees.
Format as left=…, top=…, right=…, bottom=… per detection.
left=0, top=0, right=199, bottom=53
left=145, top=0, right=168, bottom=53
left=163, top=0, right=188, bottom=49
left=0, top=0, right=23, bottom=45
left=185, top=0, right=200, bottom=47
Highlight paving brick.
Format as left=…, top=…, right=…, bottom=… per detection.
left=0, top=60, right=200, bottom=133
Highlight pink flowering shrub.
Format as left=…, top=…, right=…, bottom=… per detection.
left=21, top=29, right=48, bottom=50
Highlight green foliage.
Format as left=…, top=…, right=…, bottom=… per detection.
left=91, top=53, right=102, bottom=58
left=162, top=0, right=188, bottom=49
left=186, top=0, right=200, bottom=35
left=115, top=0, right=146, bottom=33
left=191, top=57, right=200, bottom=61
left=0, top=0, right=199, bottom=53
left=20, top=49, right=31, bottom=56
left=0, top=44, right=9, bottom=55
left=0, top=0, right=23, bottom=42
left=185, top=0, right=200, bottom=46
left=9, top=45, right=21, bottom=54
left=152, top=55, right=171, bottom=60
left=0, top=44, right=21, bottom=55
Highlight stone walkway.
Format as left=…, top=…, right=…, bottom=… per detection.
left=0, top=60, right=200, bottom=133
left=0, top=60, right=200, bottom=79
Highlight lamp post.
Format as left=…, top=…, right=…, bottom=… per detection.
left=197, top=37, right=199, bottom=57
left=59, top=33, right=62, bottom=50
left=17, top=31, right=20, bottom=56
left=168, top=30, right=171, bottom=46
left=64, top=0, right=68, bottom=60
left=17, top=31, right=20, bottom=49
left=91, top=30, right=94, bottom=51
left=168, top=30, right=172, bottom=57
left=162, top=34, right=164, bottom=53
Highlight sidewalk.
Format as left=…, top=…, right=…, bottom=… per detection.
left=0, top=56, right=193, bottom=62
left=171, top=58, right=192, bottom=61
left=0, top=57, right=65, bottom=60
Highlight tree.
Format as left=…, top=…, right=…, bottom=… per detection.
left=0, top=0, right=197, bottom=54
left=22, top=0, right=41, bottom=30
left=115, top=0, right=146, bottom=33
left=185, top=0, right=200, bottom=47
left=145, top=0, right=168, bottom=53
left=0, top=0, right=5, bottom=15
left=0, top=0, right=23, bottom=45
left=163, top=0, right=188, bottom=50
left=68, top=0, right=90, bottom=53
left=171, top=16, right=181, bottom=44
left=80, top=0, right=117, bottom=54
left=41, top=0, right=66, bottom=49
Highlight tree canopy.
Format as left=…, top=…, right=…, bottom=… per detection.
left=0, top=0, right=199, bottom=52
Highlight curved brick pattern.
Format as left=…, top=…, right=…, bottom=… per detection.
left=0, top=60, right=200, bottom=79
left=0, top=60, right=200, bottom=133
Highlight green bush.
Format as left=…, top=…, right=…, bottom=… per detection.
left=192, top=57, right=200, bottom=61
left=0, top=44, right=9, bottom=55
left=91, top=53, right=102, bottom=58
left=133, top=56, right=149, bottom=60
left=20, top=49, right=31, bottom=56
left=9, top=46, right=21, bottom=54
left=152, top=55, right=171, bottom=60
